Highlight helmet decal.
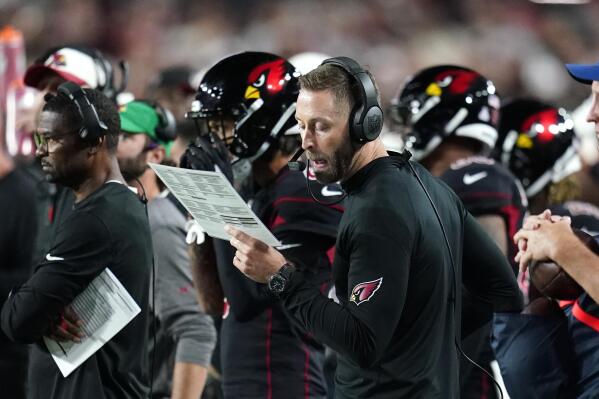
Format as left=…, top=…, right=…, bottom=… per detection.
left=189, top=52, right=299, bottom=159
left=521, top=108, right=561, bottom=144
left=431, top=69, right=479, bottom=96
left=246, top=59, right=287, bottom=99
left=392, top=65, right=499, bottom=160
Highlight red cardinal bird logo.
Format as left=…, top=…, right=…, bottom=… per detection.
left=245, top=59, right=286, bottom=100
left=431, top=69, right=478, bottom=95
left=521, top=108, right=559, bottom=144
left=350, top=277, right=383, bottom=306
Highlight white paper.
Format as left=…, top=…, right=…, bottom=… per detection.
left=43, top=268, right=141, bottom=377
left=149, top=163, right=281, bottom=247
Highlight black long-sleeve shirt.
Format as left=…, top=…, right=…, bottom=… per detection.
left=280, top=156, right=523, bottom=399
left=1, top=182, right=152, bottom=399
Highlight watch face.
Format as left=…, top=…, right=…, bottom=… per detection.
left=269, top=274, right=287, bottom=294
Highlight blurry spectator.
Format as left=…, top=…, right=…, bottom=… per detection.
left=145, top=66, right=202, bottom=165
left=2, top=0, right=596, bottom=107
left=117, top=100, right=217, bottom=399
left=0, top=143, right=38, bottom=398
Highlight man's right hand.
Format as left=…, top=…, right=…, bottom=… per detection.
left=180, top=134, right=234, bottom=183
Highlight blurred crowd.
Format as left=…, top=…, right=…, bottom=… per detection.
left=1, top=0, right=598, bottom=107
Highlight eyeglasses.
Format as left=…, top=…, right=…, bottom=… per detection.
left=33, top=131, right=72, bottom=152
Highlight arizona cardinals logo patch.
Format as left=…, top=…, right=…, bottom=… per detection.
left=350, top=277, right=383, bottom=306
left=222, top=298, right=230, bottom=319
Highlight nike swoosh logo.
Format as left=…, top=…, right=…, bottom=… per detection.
left=45, top=254, right=64, bottom=261
left=321, top=186, right=344, bottom=197
left=463, top=171, right=488, bottom=185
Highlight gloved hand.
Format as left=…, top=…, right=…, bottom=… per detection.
left=185, top=219, right=206, bottom=245
left=180, top=133, right=234, bottom=183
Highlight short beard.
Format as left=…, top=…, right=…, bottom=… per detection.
left=118, top=151, right=148, bottom=182
left=312, top=138, right=359, bottom=184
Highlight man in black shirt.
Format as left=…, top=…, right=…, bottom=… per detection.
left=225, top=58, right=523, bottom=398
left=0, top=84, right=152, bottom=399
left=391, top=65, right=528, bottom=398
left=181, top=52, right=343, bottom=398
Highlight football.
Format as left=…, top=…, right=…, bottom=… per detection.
left=529, top=228, right=599, bottom=300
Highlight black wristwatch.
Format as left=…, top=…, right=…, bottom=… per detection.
left=267, top=263, right=295, bottom=296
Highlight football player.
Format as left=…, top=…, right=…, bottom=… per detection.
left=180, top=52, right=343, bottom=399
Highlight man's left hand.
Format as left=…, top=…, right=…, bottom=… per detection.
left=48, top=306, right=85, bottom=343
left=224, top=225, right=287, bottom=283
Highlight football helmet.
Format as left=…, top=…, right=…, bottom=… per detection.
left=494, top=98, right=581, bottom=197
left=186, top=51, right=300, bottom=160
left=390, top=65, right=500, bottom=160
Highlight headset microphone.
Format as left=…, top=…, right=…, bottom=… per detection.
left=288, top=147, right=306, bottom=172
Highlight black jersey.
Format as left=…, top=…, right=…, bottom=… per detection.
left=214, top=166, right=343, bottom=399
left=1, top=182, right=152, bottom=399
left=440, top=156, right=527, bottom=273
left=440, top=156, right=527, bottom=399
left=280, top=156, right=522, bottom=398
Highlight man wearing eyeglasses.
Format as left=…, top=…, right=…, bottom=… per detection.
left=1, top=86, right=152, bottom=399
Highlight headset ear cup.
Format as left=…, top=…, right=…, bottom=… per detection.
left=350, top=103, right=363, bottom=142
left=155, top=105, right=177, bottom=142
left=363, top=106, right=383, bottom=141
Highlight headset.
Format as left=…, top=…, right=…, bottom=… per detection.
left=289, top=56, right=382, bottom=205
left=289, top=56, right=383, bottom=171
left=321, top=56, right=383, bottom=143
left=138, top=99, right=178, bottom=143
left=56, top=81, right=108, bottom=141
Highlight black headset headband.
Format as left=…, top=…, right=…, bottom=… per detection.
left=322, top=57, right=379, bottom=113
left=320, top=56, right=383, bottom=142
left=57, top=81, right=108, bottom=140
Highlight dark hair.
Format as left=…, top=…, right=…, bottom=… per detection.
left=42, top=88, right=120, bottom=153
left=300, top=64, right=367, bottom=114
left=299, top=63, right=381, bottom=117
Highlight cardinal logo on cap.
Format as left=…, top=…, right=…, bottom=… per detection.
left=49, top=53, right=67, bottom=67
